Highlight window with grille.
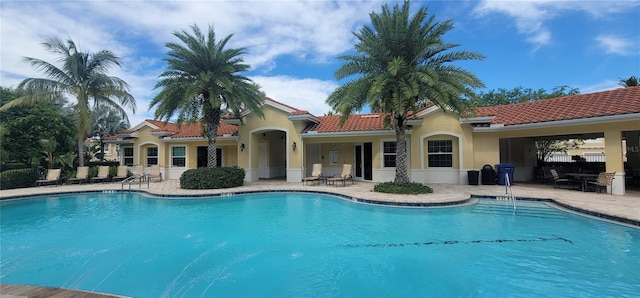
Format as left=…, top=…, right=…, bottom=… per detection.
left=383, top=141, right=396, bottom=167
left=147, top=147, right=158, bottom=166
left=172, top=146, right=186, bottom=167
left=123, top=147, right=133, bottom=166
left=427, top=140, right=453, bottom=167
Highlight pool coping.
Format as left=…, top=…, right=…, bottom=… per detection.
left=2, top=189, right=638, bottom=227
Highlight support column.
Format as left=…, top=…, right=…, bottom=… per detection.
left=604, top=130, right=625, bottom=195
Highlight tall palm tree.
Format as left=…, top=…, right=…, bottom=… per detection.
left=2, top=37, right=136, bottom=167
left=91, top=104, right=130, bottom=161
left=150, top=24, right=264, bottom=168
left=327, top=1, right=484, bottom=184
left=619, top=75, right=639, bottom=87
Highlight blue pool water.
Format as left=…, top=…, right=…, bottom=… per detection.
left=1, top=192, right=638, bottom=297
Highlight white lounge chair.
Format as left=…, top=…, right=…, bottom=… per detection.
left=148, top=165, right=162, bottom=182
left=36, top=168, right=61, bottom=187
left=67, top=166, right=88, bottom=184
left=91, top=166, right=111, bottom=183
left=327, top=164, right=353, bottom=187
left=302, top=164, right=323, bottom=185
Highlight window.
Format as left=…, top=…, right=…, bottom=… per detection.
left=123, top=147, right=134, bottom=166
left=328, top=151, right=338, bottom=165
left=172, top=146, right=186, bottom=167
left=428, top=140, right=453, bottom=167
left=383, top=141, right=396, bottom=167
left=147, top=147, right=158, bottom=166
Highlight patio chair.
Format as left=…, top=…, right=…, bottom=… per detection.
left=36, top=168, right=61, bottom=187
left=550, top=169, right=577, bottom=190
left=91, top=166, right=111, bottom=183
left=327, top=164, right=353, bottom=187
left=67, top=166, right=89, bottom=184
left=587, top=172, right=615, bottom=194
left=148, top=165, right=162, bottom=182
left=112, top=165, right=129, bottom=182
left=302, top=164, right=323, bottom=185
left=132, top=165, right=146, bottom=182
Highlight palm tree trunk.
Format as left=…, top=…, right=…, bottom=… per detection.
left=203, top=106, right=221, bottom=168
left=394, top=117, right=410, bottom=184
left=77, top=136, right=85, bottom=167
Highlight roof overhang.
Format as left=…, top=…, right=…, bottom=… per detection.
left=473, top=113, right=640, bottom=132
left=222, top=118, right=241, bottom=125
left=460, top=116, right=495, bottom=124
left=287, top=114, right=321, bottom=123
left=301, top=130, right=406, bottom=138
left=104, top=139, right=135, bottom=144
left=406, top=118, right=423, bottom=126
left=150, top=131, right=173, bottom=137
left=159, top=135, right=239, bottom=142
left=241, top=99, right=297, bottom=117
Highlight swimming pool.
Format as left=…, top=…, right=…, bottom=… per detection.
left=1, top=192, right=638, bottom=297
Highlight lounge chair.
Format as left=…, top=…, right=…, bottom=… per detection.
left=132, top=165, right=146, bottom=182
left=112, top=165, right=129, bottom=182
left=587, top=172, right=615, bottom=194
left=148, top=165, right=162, bottom=182
left=36, top=168, right=61, bottom=187
left=67, top=166, right=89, bottom=184
left=327, top=164, right=353, bottom=187
left=550, top=169, right=577, bottom=190
left=302, top=164, right=323, bottom=185
left=91, top=166, right=111, bottom=183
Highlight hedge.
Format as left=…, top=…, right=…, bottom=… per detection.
left=0, top=168, right=40, bottom=190
left=180, top=166, right=245, bottom=189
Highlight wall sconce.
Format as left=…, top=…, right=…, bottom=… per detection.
left=240, top=143, right=245, bottom=152
left=292, top=142, right=297, bottom=151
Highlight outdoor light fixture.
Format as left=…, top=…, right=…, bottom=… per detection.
left=292, top=142, right=297, bottom=151
left=240, top=143, right=245, bottom=152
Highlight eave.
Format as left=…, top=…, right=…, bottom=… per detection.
left=473, top=113, right=640, bottom=132
left=301, top=129, right=408, bottom=138
left=287, top=114, right=321, bottom=123
left=159, top=136, right=239, bottom=142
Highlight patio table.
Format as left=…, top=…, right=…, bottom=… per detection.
left=565, top=173, right=599, bottom=192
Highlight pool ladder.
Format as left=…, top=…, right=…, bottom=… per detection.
left=121, top=174, right=150, bottom=191
left=497, top=173, right=517, bottom=211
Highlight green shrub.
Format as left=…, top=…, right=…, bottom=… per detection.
left=180, top=166, right=245, bottom=189
left=373, top=181, right=433, bottom=194
left=0, top=168, right=39, bottom=189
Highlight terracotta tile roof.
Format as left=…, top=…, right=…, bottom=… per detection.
left=302, top=113, right=390, bottom=133
left=475, top=86, right=640, bottom=126
left=145, top=119, right=238, bottom=138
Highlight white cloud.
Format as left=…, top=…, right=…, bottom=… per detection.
left=251, top=75, right=338, bottom=116
left=473, top=0, right=639, bottom=49
left=595, top=35, right=637, bottom=55
left=0, top=0, right=380, bottom=127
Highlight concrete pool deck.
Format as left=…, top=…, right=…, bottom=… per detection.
left=1, top=179, right=639, bottom=225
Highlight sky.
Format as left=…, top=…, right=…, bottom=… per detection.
left=1, top=0, right=639, bottom=127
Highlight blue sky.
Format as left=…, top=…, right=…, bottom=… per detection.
left=1, top=0, right=638, bottom=126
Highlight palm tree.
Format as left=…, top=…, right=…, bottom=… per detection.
left=619, top=76, right=639, bottom=87
left=2, top=37, right=136, bottom=167
left=91, top=104, right=130, bottom=161
left=327, top=1, right=484, bottom=184
left=150, top=24, right=264, bottom=168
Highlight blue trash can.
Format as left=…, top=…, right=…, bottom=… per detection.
left=497, top=163, right=515, bottom=185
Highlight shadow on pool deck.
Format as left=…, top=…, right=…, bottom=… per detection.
left=1, top=179, right=639, bottom=225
